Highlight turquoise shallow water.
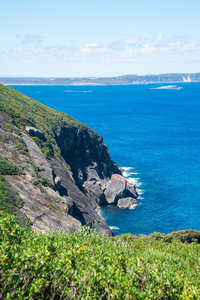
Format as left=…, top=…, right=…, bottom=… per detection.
left=9, top=83, right=200, bottom=235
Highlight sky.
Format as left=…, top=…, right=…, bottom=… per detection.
left=1, top=0, right=200, bottom=77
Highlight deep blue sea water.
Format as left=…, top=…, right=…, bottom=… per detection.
left=9, top=83, right=200, bottom=236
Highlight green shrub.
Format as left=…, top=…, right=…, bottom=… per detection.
left=165, top=229, right=200, bottom=243
left=0, top=175, right=29, bottom=227
left=0, top=155, right=18, bottom=175
left=0, top=213, right=200, bottom=299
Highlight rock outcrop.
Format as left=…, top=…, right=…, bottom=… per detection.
left=82, top=174, right=139, bottom=208
left=55, top=126, right=121, bottom=186
left=25, top=126, right=46, bottom=141
left=117, top=197, right=140, bottom=209
left=0, top=84, right=139, bottom=237
left=83, top=179, right=106, bottom=205
left=0, top=114, right=114, bottom=236
left=104, top=174, right=127, bottom=204
left=125, top=183, right=139, bottom=199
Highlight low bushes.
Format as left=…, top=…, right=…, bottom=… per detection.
left=0, top=155, right=18, bottom=175
left=0, top=213, right=200, bottom=299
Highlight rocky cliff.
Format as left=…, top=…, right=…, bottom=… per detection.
left=0, top=84, right=138, bottom=236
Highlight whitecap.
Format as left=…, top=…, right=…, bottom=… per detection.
left=64, top=90, right=77, bottom=93
left=123, top=172, right=138, bottom=178
left=129, top=204, right=137, bottom=210
left=121, top=166, right=134, bottom=172
left=110, top=226, right=120, bottom=230
left=137, top=189, right=144, bottom=195
left=64, top=90, right=92, bottom=93
left=127, top=178, right=141, bottom=186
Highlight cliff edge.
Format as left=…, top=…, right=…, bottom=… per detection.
left=0, top=84, right=138, bottom=236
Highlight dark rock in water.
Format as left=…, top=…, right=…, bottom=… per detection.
left=26, top=126, right=46, bottom=141
left=126, top=183, right=138, bottom=199
left=104, top=174, right=127, bottom=204
left=117, top=197, right=140, bottom=209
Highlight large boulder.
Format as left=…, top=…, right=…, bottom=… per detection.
left=26, top=126, right=46, bottom=141
left=117, top=197, right=140, bottom=209
left=125, top=183, right=138, bottom=199
left=104, top=174, right=127, bottom=204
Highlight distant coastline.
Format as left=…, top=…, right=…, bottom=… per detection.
left=1, top=72, right=200, bottom=86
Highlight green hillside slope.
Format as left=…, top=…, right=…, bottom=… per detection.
left=0, top=84, right=89, bottom=159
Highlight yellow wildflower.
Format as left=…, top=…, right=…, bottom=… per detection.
left=2, top=257, right=7, bottom=262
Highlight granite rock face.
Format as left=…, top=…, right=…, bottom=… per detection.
left=0, top=114, right=114, bottom=236
left=83, top=179, right=106, bottom=206
left=82, top=175, right=139, bottom=208
left=125, top=183, right=139, bottom=199
left=104, top=174, right=127, bottom=204
left=55, top=126, right=121, bottom=186
left=0, top=84, right=139, bottom=236
left=117, top=197, right=140, bottom=209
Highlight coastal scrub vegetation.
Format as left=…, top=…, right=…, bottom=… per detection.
left=0, top=155, right=18, bottom=176
left=0, top=84, right=90, bottom=159
left=0, top=156, right=30, bottom=227
left=1, top=212, right=200, bottom=299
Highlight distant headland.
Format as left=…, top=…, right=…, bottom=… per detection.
left=0, top=72, right=200, bottom=86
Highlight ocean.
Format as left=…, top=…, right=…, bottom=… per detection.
left=9, top=83, right=200, bottom=236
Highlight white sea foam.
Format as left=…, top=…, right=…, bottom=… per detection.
left=127, top=178, right=141, bottom=187
left=123, top=171, right=138, bottom=178
left=121, top=167, right=133, bottom=172
left=64, top=90, right=92, bottom=93
left=110, top=226, right=120, bottom=230
left=137, top=189, right=144, bottom=195
left=97, top=208, right=103, bottom=217
left=129, top=204, right=137, bottom=210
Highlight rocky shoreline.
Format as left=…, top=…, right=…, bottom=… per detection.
left=0, top=84, right=140, bottom=236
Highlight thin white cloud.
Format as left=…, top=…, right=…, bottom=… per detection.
left=16, top=34, right=43, bottom=44
left=80, top=43, right=108, bottom=53
left=124, top=37, right=140, bottom=45
left=154, top=34, right=168, bottom=43
left=1, top=35, right=200, bottom=76
left=84, top=43, right=100, bottom=48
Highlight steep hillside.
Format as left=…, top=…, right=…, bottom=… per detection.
left=0, top=84, right=139, bottom=236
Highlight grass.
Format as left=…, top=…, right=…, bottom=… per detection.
left=0, top=212, right=200, bottom=299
